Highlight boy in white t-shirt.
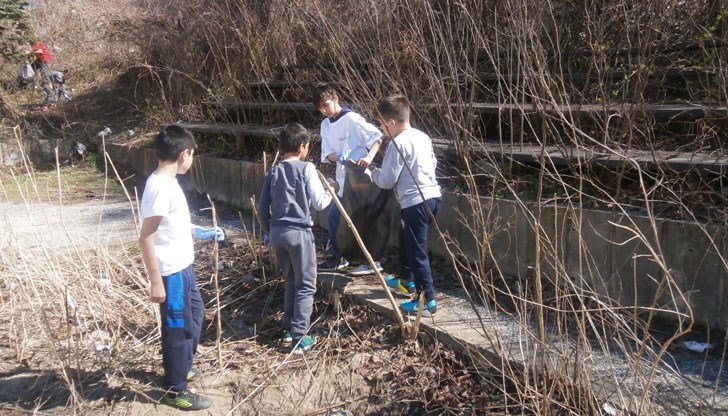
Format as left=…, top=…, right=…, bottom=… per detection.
left=139, top=125, right=212, bottom=410
left=313, top=83, right=383, bottom=274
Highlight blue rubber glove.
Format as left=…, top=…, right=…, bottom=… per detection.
left=337, top=152, right=348, bottom=164
left=262, top=232, right=269, bottom=246
left=193, top=225, right=225, bottom=242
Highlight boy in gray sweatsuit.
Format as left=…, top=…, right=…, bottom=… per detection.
left=257, top=123, right=332, bottom=353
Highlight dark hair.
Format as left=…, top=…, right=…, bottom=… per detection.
left=154, top=125, right=197, bottom=162
left=278, top=123, right=310, bottom=153
left=377, top=95, right=411, bottom=123
left=312, top=82, right=339, bottom=107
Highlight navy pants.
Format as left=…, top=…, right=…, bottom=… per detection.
left=327, top=197, right=342, bottom=260
left=399, top=197, right=441, bottom=302
left=160, top=264, right=203, bottom=392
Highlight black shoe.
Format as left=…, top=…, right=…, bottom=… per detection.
left=318, top=257, right=349, bottom=271
left=161, top=389, right=212, bottom=410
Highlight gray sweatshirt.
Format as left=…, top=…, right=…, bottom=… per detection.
left=373, top=128, right=441, bottom=209
left=257, top=159, right=332, bottom=232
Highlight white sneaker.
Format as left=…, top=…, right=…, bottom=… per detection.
left=348, top=262, right=383, bottom=276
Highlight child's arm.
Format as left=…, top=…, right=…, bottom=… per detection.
left=256, top=173, right=273, bottom=234
left=139, top=216, right=166, bottom=303
left=304, top=163, right=332, bottom=211
left=320, top=127, right=338, bottom=164
left=371, top=140, right=404, bottom=189
left=357, top=138, right=382, bottom=168
left=353, top=116, right=383, bottom=167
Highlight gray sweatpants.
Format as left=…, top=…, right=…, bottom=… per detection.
left=269, top=226, right=317, bottom=340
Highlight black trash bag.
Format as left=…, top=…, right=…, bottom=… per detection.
left=336, top=160, right=395, bottom=263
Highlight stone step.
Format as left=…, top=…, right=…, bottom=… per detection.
left=206, top=99, right=728, bottom=120
left=163, top=122, right=728, bottom=172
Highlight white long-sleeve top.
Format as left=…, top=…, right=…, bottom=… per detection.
left=372, top=128, right=441, bottom=209
left=320, top=108, right=382, bottom=197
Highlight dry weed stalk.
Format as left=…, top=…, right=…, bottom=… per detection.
left=119, top=0, right=728, bottom=413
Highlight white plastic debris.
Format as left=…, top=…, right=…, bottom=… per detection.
left=94, top=341, right=112, bottom=353
left=602, top=402, right=619, bottom=415
left=97, top=127, right=112, bottom=140
left=217, top=261, right=234, bottom=270
left=683, top=341, right=715, bottom=353
left=127, top=129, right=135, bottom=137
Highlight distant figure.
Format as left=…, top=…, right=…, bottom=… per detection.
left=30, top=40, right=55, bottom=108
left=139, top=125, right=214, bottom=410
left=257, top=123, right=333, bottom=354
left=371, top=95, right=442, bottom=317
left=17, top=64, right=35, bottom=89
left=313, top=82, right=383, bottom=275
left=52, top=69, right=71, bottom=102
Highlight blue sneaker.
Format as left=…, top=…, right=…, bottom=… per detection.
left=281, top=329, right=292, bottom=343
left=385, top=276, right=415, bottom=296
left=400, top=299, right=437, bottom=317
left=291, top=335, right=317, bottom=354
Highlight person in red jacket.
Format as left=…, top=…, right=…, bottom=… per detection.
left=31, top=40, right=56, bottom=108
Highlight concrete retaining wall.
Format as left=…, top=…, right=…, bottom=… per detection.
left=0, top=138, right=73, bottom=166
left=107, top=143, right=728, bottom=331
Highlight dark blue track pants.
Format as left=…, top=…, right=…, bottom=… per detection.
left=327, top=197, right=342, bottom=260
left=160, top=264, right=203, bottom=392
left=399, top=197, right=441, bottom=302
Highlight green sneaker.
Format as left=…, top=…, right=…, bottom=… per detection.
left=161, top=389, right=212, bottom=410
left=187, top=367, right=201, bottom=382
left=281, top=329, right=293, bottom=343
left=291, top=335, right=316, bottom=355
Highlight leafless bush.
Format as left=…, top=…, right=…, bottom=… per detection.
left=109, top=0, right=728, bottom=413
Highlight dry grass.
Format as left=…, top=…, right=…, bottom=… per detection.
left=122, top=0, right=728, bottom=414
left=4, top=0, right=728, bottom=414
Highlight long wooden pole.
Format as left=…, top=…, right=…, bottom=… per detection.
left=207, top=195, right=223, bottom=365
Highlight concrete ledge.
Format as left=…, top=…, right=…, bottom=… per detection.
left=106, top=143, right=728, bottom=331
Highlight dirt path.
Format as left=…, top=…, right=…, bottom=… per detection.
left=0, top=184, right=375, bottom=415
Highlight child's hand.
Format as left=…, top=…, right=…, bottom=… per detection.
left=150, top=281, right=166, bottom=303
left=326, top=177, right=339, bottom=192
left=357, top=156, right=373, bottom=168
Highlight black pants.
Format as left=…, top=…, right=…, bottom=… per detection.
left=160, top=264, right=203, bottom=392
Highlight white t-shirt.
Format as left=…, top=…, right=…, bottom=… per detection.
left=320, top=109, right=382, bottom=197
left=140, top=173, right=194, bottom=275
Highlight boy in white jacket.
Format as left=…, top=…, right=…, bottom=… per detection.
left=313, top=83, right=383, bottom=275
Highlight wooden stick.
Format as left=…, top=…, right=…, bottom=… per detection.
left=206, top=195, right=223, bottom=365
left=316, top=170, right=413, bottom=339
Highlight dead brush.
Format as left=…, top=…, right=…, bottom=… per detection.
left=128, top=0, right=728, bottom=414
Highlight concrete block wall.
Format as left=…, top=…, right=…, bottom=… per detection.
left=108, top=143, right=728, bottom=331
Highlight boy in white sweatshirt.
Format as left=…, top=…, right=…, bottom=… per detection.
left=370, top=95, right=442, bottom=317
